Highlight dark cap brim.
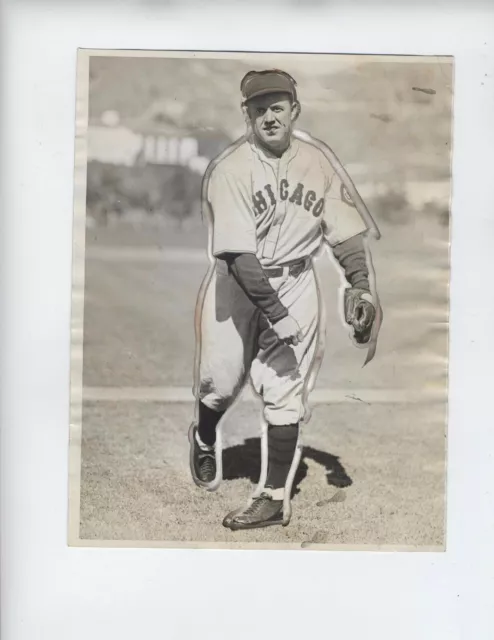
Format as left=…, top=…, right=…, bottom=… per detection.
left=243, top=87, right=295, bottom=103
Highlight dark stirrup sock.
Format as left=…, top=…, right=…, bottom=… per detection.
left=197, top=401, right=224, bottom=447
left=265, top=423, right=299, bottom=490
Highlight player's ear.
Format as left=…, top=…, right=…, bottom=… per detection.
left=241, top=102, right=252, bottom=130
left=290, top=100, right=301, bottom=122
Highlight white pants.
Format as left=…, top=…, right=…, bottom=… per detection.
left=198, top=259, right=321, bottom=426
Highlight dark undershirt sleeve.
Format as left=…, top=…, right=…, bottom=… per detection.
left=221, top=253, right=288, bottom=324
left=332, top=234, right=370, bottom=290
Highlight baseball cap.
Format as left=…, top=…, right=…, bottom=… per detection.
left=240, top=69, right=297, bottom=103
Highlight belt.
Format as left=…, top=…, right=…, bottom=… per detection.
left=263, top=257, right=310, bottom=279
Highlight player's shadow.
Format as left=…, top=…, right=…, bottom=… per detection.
left=222, top=438, right=352, bottom=497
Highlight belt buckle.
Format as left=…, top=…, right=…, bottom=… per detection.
left=265, top=266, right=283, bottom=278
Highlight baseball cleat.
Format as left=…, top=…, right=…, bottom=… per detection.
left=221, top=507, right=244, bottom=529
left=223, top=493, right=287, bottom=530
left=188, top=424, right=217, bottom=489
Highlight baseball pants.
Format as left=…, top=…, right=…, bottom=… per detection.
left=198, top=258, right=321, bottom=426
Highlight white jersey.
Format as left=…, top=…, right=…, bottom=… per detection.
left=207, top=134, right=367, bottom=267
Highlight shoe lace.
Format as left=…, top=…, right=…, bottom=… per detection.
left=242, top=493, right=272, bottom=516
left=199, top=452, right=215, bottom=475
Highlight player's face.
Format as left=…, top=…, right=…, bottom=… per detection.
left=246, top=93, right=297, bottom=153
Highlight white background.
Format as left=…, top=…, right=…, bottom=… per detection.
left=1, top=1, right=494, bottom=638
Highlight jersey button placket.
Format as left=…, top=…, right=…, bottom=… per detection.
left=262, top=157, right=287, bottom=260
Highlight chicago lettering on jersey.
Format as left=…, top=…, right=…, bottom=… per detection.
left=252, top=181, right=324, bottom=218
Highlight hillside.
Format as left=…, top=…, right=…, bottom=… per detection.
left=88, top=54, right=453, bottom=179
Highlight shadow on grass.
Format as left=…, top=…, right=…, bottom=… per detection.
left=222, top=438, right=352, bottom=498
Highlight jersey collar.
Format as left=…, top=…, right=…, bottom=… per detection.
left=248, top=133, right=299, bottom=166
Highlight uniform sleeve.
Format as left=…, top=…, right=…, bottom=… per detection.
left=208, top=166, right=257, bottom=256
left=224, top=254, right=288, bottom=324
left=332, top=234, right=369, bottom=290
left=322, top=169, right=368, bottom=247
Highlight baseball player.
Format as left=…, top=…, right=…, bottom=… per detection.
left=188, top=69, right=380, bottom=531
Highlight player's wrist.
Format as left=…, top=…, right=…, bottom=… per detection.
left=269, top=307, right=289, bottom=325
left=347, top=286, right=373, bottom=303
left=349, top=275, right=370, bottom=291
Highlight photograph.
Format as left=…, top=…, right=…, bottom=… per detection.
left=69, top=50, right=452, bottom=549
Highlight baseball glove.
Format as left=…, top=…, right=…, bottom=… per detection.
left=344, top=287, right=376, bottom=345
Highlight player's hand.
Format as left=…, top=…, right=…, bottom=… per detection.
left=344, top=287, right=376, bottom=345
left=272, top=315, right=303, bottom=346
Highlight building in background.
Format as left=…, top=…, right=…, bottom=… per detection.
left=88, top=109, right=220, bottom=174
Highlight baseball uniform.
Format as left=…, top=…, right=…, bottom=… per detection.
left=197, top=132, right=368, bottom=426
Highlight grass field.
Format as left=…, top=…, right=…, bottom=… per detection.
left=75, top=215, right=449, bottom=548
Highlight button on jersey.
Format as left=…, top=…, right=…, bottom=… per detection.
left=207, top=135, right=367, bottom=267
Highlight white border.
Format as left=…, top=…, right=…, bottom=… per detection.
left=2, top=2, right=494, bottom=639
